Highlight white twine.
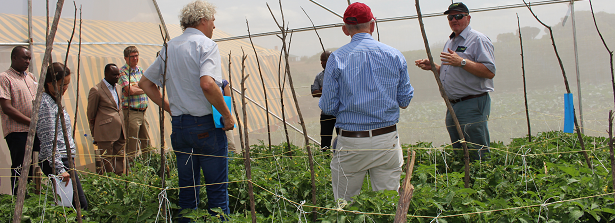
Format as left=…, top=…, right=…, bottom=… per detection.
left=155, top=187, right=172, bottom=223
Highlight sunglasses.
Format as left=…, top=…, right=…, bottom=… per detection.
left=447, top=14, right=469, bottom=21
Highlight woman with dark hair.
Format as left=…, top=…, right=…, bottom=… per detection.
left=37, top=62, right=88, bottom=210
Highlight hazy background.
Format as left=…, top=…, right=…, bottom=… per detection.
left=0, top=1, right=614, bottom=191
left=0, top=0, right=613, bottom=144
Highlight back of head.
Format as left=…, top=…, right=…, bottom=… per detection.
left=45, top=62, right=71, bottom=93
left=179, top=0, right=216, bottom=31
left=343, top=2, right=374, bottom=33
left=321, top=51, right=332, bottom=62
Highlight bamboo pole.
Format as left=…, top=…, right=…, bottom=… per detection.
left=414, top=0, right=471, bottom=188
left=522, top=0, right=591, bottom=169
left=394, top=150, right=416, bottom=223
left=240, top=49, right=257, bottom=223
left=517, top=14, right=531, bottom=142
left=570, top=0, right=584, bottom=134
left=27, top=0, right=33, bottom=72
left=588, top=0, right=614, bottom=108
left=13, top=1, right=66, bottom=222
left=246, top=20, right=272, bottom=151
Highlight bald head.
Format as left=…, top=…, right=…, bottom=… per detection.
left=320, top=51, right=332, bottom=69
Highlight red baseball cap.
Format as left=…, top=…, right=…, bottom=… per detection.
left=343, top=2, right=374, bottom=25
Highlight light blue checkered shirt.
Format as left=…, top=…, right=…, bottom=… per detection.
left=319, top=33, right=414, bottom=131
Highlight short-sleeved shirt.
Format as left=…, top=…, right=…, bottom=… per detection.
left=118, top=64, right=149, bottom=109
left=310, top=71, right=324, bottom=93
left=144, top=27, right=223, bottom=117
left=440, top=25, right=496, bottom=100
left=319, top=33, right=414, bottom=131
left=0, top=67, right=37, bottom=137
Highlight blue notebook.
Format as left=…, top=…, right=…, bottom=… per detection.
left=212, top=96, right=233, bottom=128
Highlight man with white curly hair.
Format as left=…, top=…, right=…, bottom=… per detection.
left=140, top=0, right=234, bottom=221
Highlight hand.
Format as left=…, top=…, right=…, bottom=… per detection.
left=414, top=59, right=432, bottom=70
left=441, top=48, right=464, bottom=67
left=60, top=171, right=70, bottom=186
left=222, top=115, right=236, bottom=131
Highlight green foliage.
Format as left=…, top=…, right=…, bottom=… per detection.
left=2, top=131, right=615, bottom=222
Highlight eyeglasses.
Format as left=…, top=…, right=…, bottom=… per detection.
left=128, top=54, right=139, bottom=59
left=447, top=14, right=468, bottom=21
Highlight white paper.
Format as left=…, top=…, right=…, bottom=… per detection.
left=54, top=176, right=73, bottom=207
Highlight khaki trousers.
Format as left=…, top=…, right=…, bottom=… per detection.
left=97, top=132, right=126, bottom=175
left=330, top=131, right=403, bottom=201
left=123, top=109, right=150, bottom=161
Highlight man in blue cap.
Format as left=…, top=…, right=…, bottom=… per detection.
left=415, top=2, right=495, bottom=161
left=320, top=2, right=414, bottom=201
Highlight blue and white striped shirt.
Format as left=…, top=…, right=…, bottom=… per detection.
left=319, top=33, right=414, bottom=131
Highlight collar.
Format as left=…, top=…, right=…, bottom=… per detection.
left=184, top=27, right=207, bottom=38
left=8, top=67, right=26, bottom=76
left=103, top=78, right=115, bottom=89
left=123, top=63, right=141, bottom=72
left=449, top=25, right=472, bottom=39
left=351, top=32, right=374, bottom=42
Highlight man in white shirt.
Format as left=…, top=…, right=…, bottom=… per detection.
left=139, top=1, right=234, bottom=221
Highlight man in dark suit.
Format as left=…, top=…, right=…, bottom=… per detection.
left=87, top=64, right=126, bottom=175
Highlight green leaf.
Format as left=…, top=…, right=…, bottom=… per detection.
left=568, top=209, right=584, bottom=221
left=557, top=165, right=579, bottom=177
left=567, top=178, right=580, bottom=185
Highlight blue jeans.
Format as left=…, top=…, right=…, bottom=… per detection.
left=171, top=114, right=229, bottom=222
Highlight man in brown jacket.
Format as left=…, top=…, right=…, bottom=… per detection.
left=87, top=63, right=126, bottom=175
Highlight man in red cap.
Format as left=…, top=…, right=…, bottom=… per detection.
left=415, top=2, right=495, bottom=161
left=319, top=2, right=414, bottom=202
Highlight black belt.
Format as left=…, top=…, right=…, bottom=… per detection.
left=449, top=92, right=488, bottom=104
left=336, top=125, right=396, bottom=138
left=126, top=107, right=147, bottom=112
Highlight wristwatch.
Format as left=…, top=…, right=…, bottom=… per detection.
left=460, top=59, right=466, bottom=67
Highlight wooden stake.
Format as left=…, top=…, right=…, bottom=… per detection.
left=268, top=1, right=317, bottom=220
left=588, top=0, right=614, bottom=108
left=34, top=166, right=41, bottom=195
left=240, top=49, right=257, bottom=223
left=13, top=1, right=66, bottom=222
left=300, top=7, right=325, bottom=53
left=228, top=51, right=244, bottom=155
left=523, top=0, right=591, bottom=169
left=267, top=3, right=292, bottom=157
left=246, top=20, right=272, bottom=151
left=394, top=150, right=416, bottom=223
left=72, top=5, right=82, bottom=138
left=609, top=111, right=615, bottom=202
left=517, top=14, right=531, bottom=142
left=414, top=0, right=471, bottom=188
left=52, top=3, right=83, bottom=221
left=157, top=24, right=169, bottom=221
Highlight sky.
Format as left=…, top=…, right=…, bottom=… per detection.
left=4, top=0, right=615, bottom=57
